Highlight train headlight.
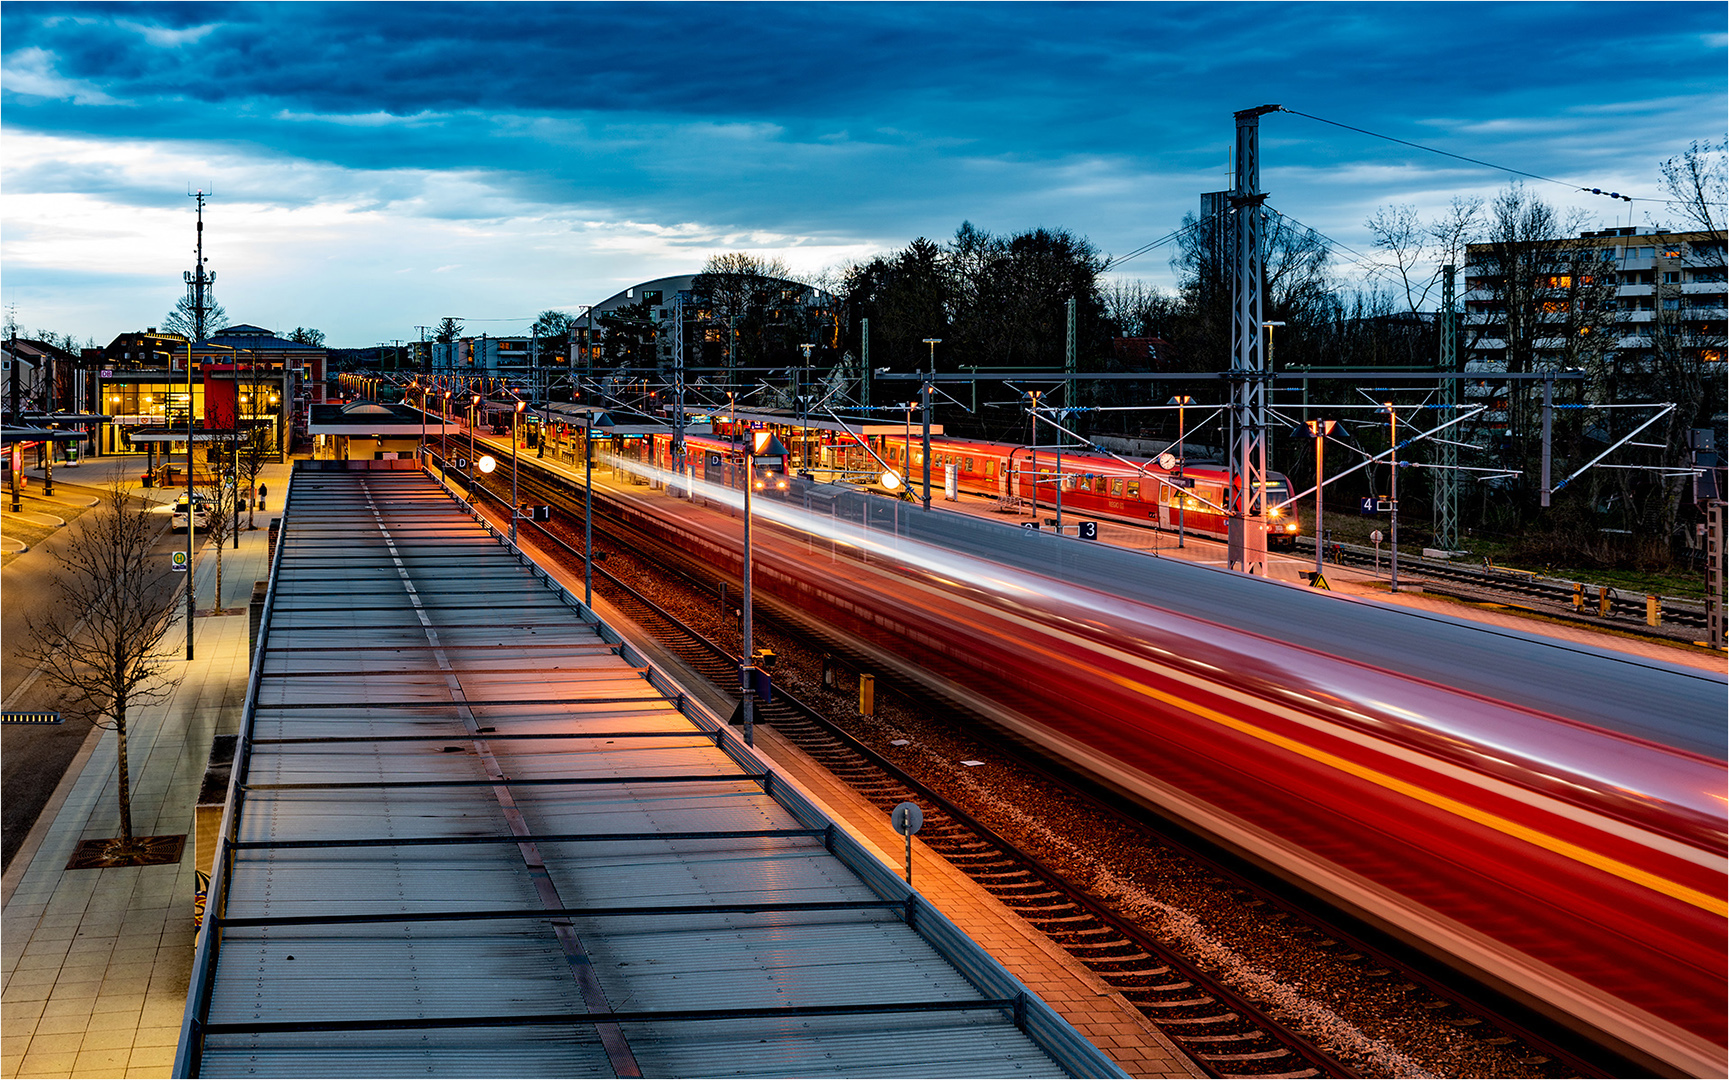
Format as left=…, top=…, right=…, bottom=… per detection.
left=775, top=480, right=787, bottom=490
left=1285, top=523, right=1299, bottom=532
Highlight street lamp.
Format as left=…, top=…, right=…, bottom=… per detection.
left=468, top=393, right=481, bottom=495
left=185, top=336, right=196, bottom=660
left=740, top=427, right=788, bottom=749
left=1380, top=402, right=1400, bottom=592
left=1295, top=419, right=1337, bottom=581
left=1168, top=395, right=1195, bottom=548
left=510, top=399, right=526, bottom=543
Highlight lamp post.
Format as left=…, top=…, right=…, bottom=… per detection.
left=414, top=380, right=426, bottom=462
left=920, top=339, right=940, bottom=509
left=440, top=391, right=452, bottom=476
left=742, top=429, right=757, bottom=748
left=739, top=428, right=785, bottom=749
left=468, top=393, right=481, bottom=495
left=1299, top=419, right=1337, bottom=580
left=903, top=400, right=915, bottom=497
left=1168, top=395, right=1194, bottom=548
left=1382, top=402, right=1400, bottom=592
left=185, top=338, right=195, bottom=660
left=583, top=409, right=595, bottom=608
left=510, top=399, right=525, bottom=542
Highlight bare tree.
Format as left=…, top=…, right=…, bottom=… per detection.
left=235, top=362, right=281, bottom=528
left=21, top=481, right=183, bottom=858
left=198, top=474, right=238, bottom=612
left=1364, top=197, right=1483, bottom=314
left=1661, top=138, right=1727, bottom=249
left=162, top=293, right=228, bottom=340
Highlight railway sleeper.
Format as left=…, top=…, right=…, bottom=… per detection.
left=1168, top=1030, right=1260, bottom=1043
left=1193, top=1049, right=1300, bottom=1062
left=1069, top=943, right=1146, bottom=960
left=1140, top=996, right=1219, bottom=1008
left=1152, top=1013, right=1239, bottom=1026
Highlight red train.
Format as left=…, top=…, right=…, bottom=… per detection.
left=876, top=433, right=1304, bottom=548
left=588, top=477, right=1727, bottom=1077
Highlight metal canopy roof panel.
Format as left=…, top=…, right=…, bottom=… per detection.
left=180, top=467, right=1119, bottom=1079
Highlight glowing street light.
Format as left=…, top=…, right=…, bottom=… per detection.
left=740, top=427, right=788, bottom=748
left=1379, top=402, right=1401, bottom=592
left=510, top=399, right=526, bottom=542
left=1295, top=419, right=1338, bottom=581
left=1168, top=395, right=1195, bottom=548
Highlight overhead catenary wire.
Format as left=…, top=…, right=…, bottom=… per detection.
left=1279, top=107, right=1651, bottom=202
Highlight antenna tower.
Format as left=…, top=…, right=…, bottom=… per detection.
left=183, top=191, right=216, bottom=341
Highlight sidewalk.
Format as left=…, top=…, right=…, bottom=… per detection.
left=1, top=457, right=292, bottom=1080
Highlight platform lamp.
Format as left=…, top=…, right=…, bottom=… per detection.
left=1167, top=395, right=1195, bottom=548
left=440, top=391, right=452, bottom=475
left=1378, top=402, right=1400, bottom=592
left=741, top=427, right=789, bottom=749
left=920, top=339, right=940, bottom=509
left=468, top=393, right=481, bottom=494
left=1294, top=419, right=1338, bottom=581
left=509, top=399, right=526, bottom=543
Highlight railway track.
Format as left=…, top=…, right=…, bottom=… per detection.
left=1301, top=536, right=1708, bottom=632
left=439, top=447, right=1623, bottom=1078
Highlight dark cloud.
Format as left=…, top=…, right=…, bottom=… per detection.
left=3, top=2, right=1723, bottom=286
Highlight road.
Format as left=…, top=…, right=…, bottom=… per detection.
left=1, top=469, right=186, bottom=871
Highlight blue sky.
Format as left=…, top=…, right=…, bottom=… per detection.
left=2, top=2, right=1723, bottom=347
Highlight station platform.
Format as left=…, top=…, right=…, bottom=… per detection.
left=168, top=463, right=1149, bottom=1078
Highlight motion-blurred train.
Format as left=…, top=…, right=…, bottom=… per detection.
left=566, top=457, right=1726, bottom=1077
left=875, top=433, right=1304, bottom=548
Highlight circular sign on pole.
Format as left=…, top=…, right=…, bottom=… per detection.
left=171, top=550, right=189, bottom=573
left=1370, top=530, right=1384, bottom=543
left=891, top=801, right=922, bottom=885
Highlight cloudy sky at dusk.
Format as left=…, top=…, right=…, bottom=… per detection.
left=2, top=1, right=1723, bottom=347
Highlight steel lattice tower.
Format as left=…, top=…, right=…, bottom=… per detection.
left=1432, top=265, right=1460, bottom=552
left=1227, top=105, right=1278, bottom=576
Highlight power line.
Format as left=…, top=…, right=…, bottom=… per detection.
left=1280, top=107, right=1652, bottom=203
left=1109, top=216, right=1210, bottom=267
left=1264, top=207, right=1375, bottom=265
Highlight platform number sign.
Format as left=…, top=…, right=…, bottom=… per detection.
left=1021, top=521, right=1040, bottom=531
left=1360, top=497, right=1377, bottom=516
left=171, top=550, right=189, bottom=573
left=1079, top=521, right=1098, bottom=540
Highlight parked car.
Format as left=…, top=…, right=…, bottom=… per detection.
left=171, top=496, right=213, bottom=532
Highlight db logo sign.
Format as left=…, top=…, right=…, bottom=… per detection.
left=171, top=551, right=189, bottom=573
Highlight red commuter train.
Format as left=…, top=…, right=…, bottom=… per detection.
left=876, top=433, right=1305, bottom=548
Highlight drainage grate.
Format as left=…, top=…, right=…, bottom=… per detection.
left=66, top=834, right=186, bottom=869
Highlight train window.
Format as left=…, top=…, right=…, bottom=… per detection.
left=964, top=456, right=974, bottom=472
left=1095, top=476, right=1108, bottom=494
left=986, top=460, right=997, bottom=478
left=1127, top=481, right=1140, bottom=500
left=1111, top=479, right=1124, bottom=497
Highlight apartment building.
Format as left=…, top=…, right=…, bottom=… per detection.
left=1462, top=226, right=1726, bottom=427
